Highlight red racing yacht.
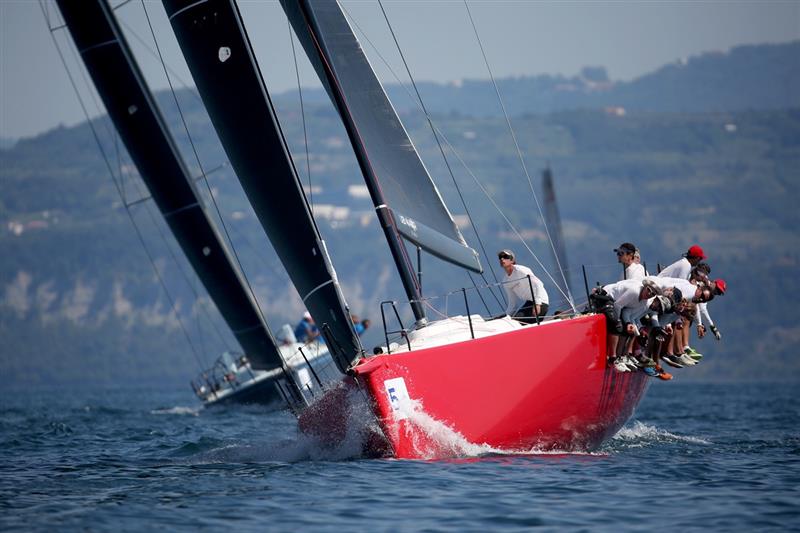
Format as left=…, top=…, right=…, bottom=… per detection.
left=58, top=0, right=651, bottom=459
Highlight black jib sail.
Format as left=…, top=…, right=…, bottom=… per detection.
left=281, top=0, right=482, bottom=319
left=56, top=0, right=285, bottom=371
left=163, top=0, right=363, bottom=372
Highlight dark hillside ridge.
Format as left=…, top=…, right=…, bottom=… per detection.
left=1, top=40, right=798, bottom=386
left=280, top=41, right=800, bottom=116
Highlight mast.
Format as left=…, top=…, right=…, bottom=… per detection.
left=163, top=0, right=363, bottom=372
left=55, top=0, right=285, bottom=371
left=542, top=166, right=574, bottom=301
left=281, top=0, right=482, bottom=325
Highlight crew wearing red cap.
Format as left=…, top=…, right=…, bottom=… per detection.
left=658, top=245, right=706, bottom=279
left=592, top=243, right=727, bottom=380
left=697, top=279, right=727, bottom=342
left=656, top=245, right=709, bottom=362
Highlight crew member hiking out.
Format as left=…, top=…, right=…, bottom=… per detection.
left=659, top=245, right=706, bottom=279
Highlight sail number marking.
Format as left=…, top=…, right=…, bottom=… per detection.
left=383, top=377, right=411, bottom=421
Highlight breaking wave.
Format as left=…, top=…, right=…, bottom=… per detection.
left=150, top=406, right=200, bottom=416
left=610, top=420, right=712, bottom=447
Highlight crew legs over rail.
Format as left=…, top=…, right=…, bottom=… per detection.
left=588, top=243, right=727, bottom=381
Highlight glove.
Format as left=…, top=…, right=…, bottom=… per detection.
left=710, top=325, right=721, bottom=341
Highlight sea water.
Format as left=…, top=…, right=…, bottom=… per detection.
left=1, top=382, right=798, bottom=531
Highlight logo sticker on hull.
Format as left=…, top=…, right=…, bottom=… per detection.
left=384, top=377, right=411, bottom=420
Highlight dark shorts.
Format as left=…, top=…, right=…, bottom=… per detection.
left=590, top=291, right=622, bottom=335
left=513, top=301, right=549, bottom=323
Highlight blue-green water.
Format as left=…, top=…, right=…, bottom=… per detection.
left=1, top=382, right=798, bottom=530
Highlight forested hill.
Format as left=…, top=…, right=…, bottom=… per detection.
left=287, top=40, right=800, bottom=116
left=1, top=41, right=798, bottom=388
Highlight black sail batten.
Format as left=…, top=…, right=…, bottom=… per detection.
left=163, top=0, right=362, bottom=372
left=56, top=0, right=284, bottom=371
left=281, top=0, right=483, bottom=278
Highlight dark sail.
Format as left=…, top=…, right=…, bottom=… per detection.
left=542, top=166, right=573, bottom=300
left=163, top=0, right=363, bottom=371
left=281, top=0, right=482, bottom=276
left=56, top=0, right=285, bottom=371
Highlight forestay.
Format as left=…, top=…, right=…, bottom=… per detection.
left=281, top=0, right=483, bottom=275
left=56, top=0, right=285, bottom=371
left=164, top=0, right=363, bottom=372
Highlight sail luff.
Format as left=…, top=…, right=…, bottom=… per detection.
left=55, top=0, right=285, bottom=371
left=163, top=0, right=363, bottom=372
left=280, top=0, right=425, bottom=322
left=282, top=0, right=482, bottom=291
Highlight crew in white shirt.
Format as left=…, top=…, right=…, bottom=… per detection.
left=615, top=242, right=648, bottom=281
left=598, top=279, right=660, bottom=371
left=658, top=245, right=706, bottom=279
left=499, top=250, right=549, bottom=322
left=697, top=279, right=726, bottom=340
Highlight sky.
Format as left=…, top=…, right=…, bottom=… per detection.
left=1, top=0, right=798, bottom=140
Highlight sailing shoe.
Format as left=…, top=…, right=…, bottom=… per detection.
left=642, top=366, right=658, bottom=377
left=656, top=369, right=674, bottom=381
left=613, top=357, right=631, bottom=373
left=661, top=354, right=684, bottom=369
left=685, top=347, right=703, bottom=361
left=624, top=356, right=641, bottom=372
left=655, top=365, right=673, bottom=381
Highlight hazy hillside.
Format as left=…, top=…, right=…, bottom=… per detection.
left=286, top=40, right=800, bottom=117
left=2, top=41, right=799, bottom=389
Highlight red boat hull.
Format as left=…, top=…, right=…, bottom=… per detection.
left=352, top=314, right=648, bottom=459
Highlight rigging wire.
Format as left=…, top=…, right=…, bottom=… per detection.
left=129, top=186, right=232, bottom=350
left=340, top=4, right=505, bottom=312
left=374, top=0, right=502, bottom=316
left=287, top=19, right=314, bottom=214
left=462, top=1, right=575, bottom=312
left=118, top=20, right=201, bottom=103
left=341, top=3, right=574, bottom=309
left=139, top=1, right=306, bottom=393
left=39, top=0, right=209, bottom=372
left=432, top=122, right=574, bottom=305
left=69, top=0, right=230, bottom=357
left=111, top=0, right=136, bottom=11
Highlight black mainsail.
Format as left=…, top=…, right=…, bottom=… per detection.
left=56, top=0, right=286, bottom=372
left=281, top=0, right=482, bottom=322
left=163, top=0, right=363, bottom=371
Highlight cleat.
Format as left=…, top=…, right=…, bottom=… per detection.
left=661, top=354, right=684, bottom=369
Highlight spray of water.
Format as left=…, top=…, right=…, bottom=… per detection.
left=610, top=421, right=711, bottom=448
